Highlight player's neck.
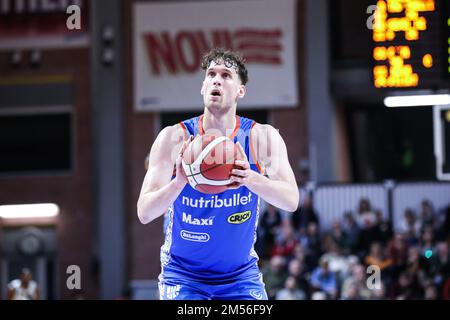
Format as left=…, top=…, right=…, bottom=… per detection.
left=202, top=109, right=237, bottom=136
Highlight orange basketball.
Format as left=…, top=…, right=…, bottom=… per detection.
left=182, top=134, right=244, bottom=194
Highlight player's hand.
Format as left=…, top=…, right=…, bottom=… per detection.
left=174, top=135, right=193, bottom=189
left=228, top=142, right=254, bottom=189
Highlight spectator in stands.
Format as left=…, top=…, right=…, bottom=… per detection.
left=7, top=268, right=40, bottom=300
left=310, top=256, right=337, bottom=299
left=364, top=242, right=392, bottom=272
left=340, top=280, right=361, bottom=300
left=406, top=246, right=424, bottom=274
left=341, top=263, right=371, bottom=300
left=390, top=272, right=422, bottom=300
left=298, top=221, right=322, bottom=266
left=430, top=241, right=450, bottom=289
left=372, top=210, right=393, bottom=245
left=358, top=225, right=378, bottom=258
left=292, top=242, right=316, bottom=274
left=401, top=208, right=420, bottom=245
left=343, top=255, right=361, bottom=279
left=261, top=255, right=288, bottom=300
left=416, top=227, right=435, bottom=278
left=387, top=233, right=408, bottom=278
left=357, top=198, right=376, bottom=230
left=424, top=284, right=438, bottom=300
left=287, top=258, right=310, bottom=297
left=256, top=204, right=282, bottom=259
left=291, top=194, right=319, bottom=231
left=321, top=238, right=352, bottom=280
left=330, top=220, right=350, bottom=254
left=442, top=278, right=450, bottom=299
left=271, top=219, right=299, bottom=257
left=419, top=199, right=436, bottom=232
left=275, top=276, right=306, bottom=300
left=342, top=211, right=360, bottom=254
left=419, top=226, right=436, bottom=258
left=405, top=246, right=429, bottom=293
left=355, top=199, right=381, bottom=256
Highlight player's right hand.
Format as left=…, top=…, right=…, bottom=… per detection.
left=174, top=135, right=193, bottom=189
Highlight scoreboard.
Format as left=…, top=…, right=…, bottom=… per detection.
left=371, top=0, right=450, bottom=90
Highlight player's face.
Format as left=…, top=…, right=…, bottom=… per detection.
left=201, top=60, right=246, bottom=113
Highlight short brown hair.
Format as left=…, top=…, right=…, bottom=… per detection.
left=201, top=48, right=248, bottom=85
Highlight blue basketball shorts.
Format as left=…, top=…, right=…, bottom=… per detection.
left=159, top=273, right=268, bottom=300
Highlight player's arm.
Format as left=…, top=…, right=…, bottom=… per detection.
left=230, top=124, right=299, bottom=212
left=137, top=125, right=191, bottom=224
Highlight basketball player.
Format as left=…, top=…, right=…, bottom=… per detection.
left=137, top=48, right=299, bottom=300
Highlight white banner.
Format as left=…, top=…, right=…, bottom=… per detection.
left=133, top=0, right=298, bottom=111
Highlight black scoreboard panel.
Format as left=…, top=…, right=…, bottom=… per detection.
left=330, top=0, right=375, bottom=64
left=331, top=0, right=450, bottom=100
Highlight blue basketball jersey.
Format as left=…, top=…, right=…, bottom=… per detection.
left=160, top=115, right=263, bottom=283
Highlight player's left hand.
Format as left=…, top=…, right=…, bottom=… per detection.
left=228, top=142, right=254, bottom=189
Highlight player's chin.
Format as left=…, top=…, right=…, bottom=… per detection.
left=205, top=99, right=220, bottom=107
left=205, top=102, right=231, bottom=113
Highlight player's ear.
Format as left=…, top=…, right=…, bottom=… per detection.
left=237, top=85, right=246, bottom=99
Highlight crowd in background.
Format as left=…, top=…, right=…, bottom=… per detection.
left=256, top=197, right=450, bottom=300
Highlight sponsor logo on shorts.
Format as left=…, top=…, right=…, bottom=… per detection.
left=227, top=210, right=252, bottom=224
left=249, top=289, right=264, bottom=300
left=182, top=212, right=214, bottom=226
left=180, top=230, right=210, bottom=242
left=165, top=284, right=181, bottom=300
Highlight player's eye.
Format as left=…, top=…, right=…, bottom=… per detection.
left=223, top=73, right=231, bottom=79
left=208, top=72, right=215, bottom=77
